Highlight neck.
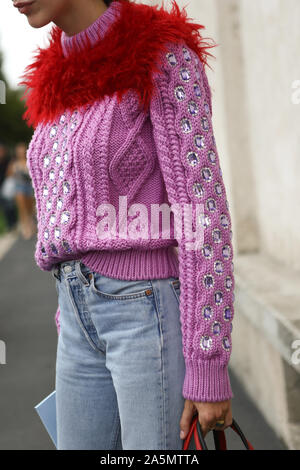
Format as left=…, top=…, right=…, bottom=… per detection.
left=54, top=0, right=108, bottom=37
left=60, top=1, right=122, bottom=57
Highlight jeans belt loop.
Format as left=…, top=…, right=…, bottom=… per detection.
left=52, top=265, right=61, bottom=281
left=75, top=260, right=90, bottom=287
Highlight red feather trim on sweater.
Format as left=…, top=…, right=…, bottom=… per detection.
left=19, top=0, right=216, bottom=129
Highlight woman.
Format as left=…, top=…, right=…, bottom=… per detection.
left=16, top=0, right=235, bottom=450
left=11, top=142, right=36, bottom=239
left=0, top=143, right=18, bottom=231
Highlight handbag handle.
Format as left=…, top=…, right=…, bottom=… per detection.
left=182, top=414, right=254, bottom=450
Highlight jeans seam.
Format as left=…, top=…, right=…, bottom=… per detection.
left=170, top=281, right=180, bottom=305
left=150, top=280, right=167, bottom=449
left=64, top=278, right=104, bottom=354
left=110, top=402, right=121, bottom=449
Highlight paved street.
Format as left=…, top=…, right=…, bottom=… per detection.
left=0, top=234, right=287, bottom=450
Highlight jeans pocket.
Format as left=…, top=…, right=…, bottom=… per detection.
left=90, top=272, right=154, bottom=300
left=170, top=279, right=181, bottom=304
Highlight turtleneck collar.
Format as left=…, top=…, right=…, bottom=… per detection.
left=60, top=1, right=122, bottom=58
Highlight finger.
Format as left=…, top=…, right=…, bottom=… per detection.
left=224, top=416, right=233, bottom=430
left=201, top=426, right=211, bottom=438
left=198, top=419, right=214, bottom=438
left=213, top=417, right=228, bottom=432
left=218, top=409, right=233, bottom=431
left=179, top=403, right=196, bottom=440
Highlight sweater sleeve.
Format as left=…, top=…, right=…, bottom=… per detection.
left=149, top=40, right=235, bottom=402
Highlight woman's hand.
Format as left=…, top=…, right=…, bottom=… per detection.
left=180, top=399, right=232, bottom=440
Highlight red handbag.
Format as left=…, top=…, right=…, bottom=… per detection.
left=182, top=414, right=254, bottom=450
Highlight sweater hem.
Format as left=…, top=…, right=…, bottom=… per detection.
left=80, top=245, right=179, bottom=280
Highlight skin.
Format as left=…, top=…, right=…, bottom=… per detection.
left=13, top=0, right=232, bottom=441
left=12, top=0, right=108, bottom=35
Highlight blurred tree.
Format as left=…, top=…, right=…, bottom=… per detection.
left=0, top=49, right=33, bottom=147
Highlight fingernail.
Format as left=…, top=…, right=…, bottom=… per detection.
left=180, top=430, right=185, bottom=439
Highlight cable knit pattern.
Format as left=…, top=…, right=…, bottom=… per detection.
left=24, top=0, right=235, bottom=402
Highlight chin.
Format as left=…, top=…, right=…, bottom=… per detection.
left=26, top=14, right=51, bottom=29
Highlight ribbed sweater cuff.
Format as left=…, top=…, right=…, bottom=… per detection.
left=182, top=358, right=234, bottom=402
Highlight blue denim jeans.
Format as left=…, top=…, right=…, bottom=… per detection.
left=52, top=259, right=186, bottom=450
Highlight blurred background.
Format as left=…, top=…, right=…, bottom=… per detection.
left=0, top=0, right=299, bottom=450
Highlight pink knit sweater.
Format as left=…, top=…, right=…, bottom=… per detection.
left=23, top=0, right=235, bottom=402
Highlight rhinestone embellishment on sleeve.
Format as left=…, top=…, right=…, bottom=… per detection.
left=163, top=40, right=235, bottom=363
